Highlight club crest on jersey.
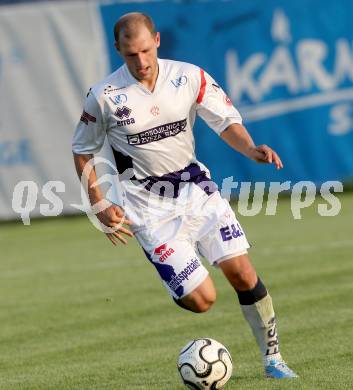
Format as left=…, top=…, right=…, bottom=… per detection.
left=154, top=243, right=175, bottom=262
left=80, top=110, right=96, bottom=125
left=112, top=94, right=128, bottom=105
left=171, top=75, right=188, bottom=87
left=150, top=105, right=160, bottom=116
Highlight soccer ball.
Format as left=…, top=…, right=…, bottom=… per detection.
left=177, top=338, right=233, bottom=389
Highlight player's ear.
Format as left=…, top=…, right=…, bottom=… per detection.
left=155, top=32, right=160, bottom=48
left=114, top=41, right=120, bottom=52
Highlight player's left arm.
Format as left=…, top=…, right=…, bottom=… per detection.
left=194, top=68, right=283, bottom=169
left=220, top=123, right=284, bottom=170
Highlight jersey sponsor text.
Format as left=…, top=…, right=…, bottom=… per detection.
left=127, top=118, right=187, bottom=145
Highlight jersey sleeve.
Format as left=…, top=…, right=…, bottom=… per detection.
left=195, top=69, right=242, bottom=135
left=72, top=89, right=106, bottom=154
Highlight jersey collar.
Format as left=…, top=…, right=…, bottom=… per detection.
left=123, top=59, right=164, bottom=95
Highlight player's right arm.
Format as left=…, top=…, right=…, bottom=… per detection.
left=72, top=89, right=133, bottom=245
left=73, top=152, right=133, bottom=245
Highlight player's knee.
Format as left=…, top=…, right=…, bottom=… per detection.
left=192, top=292, right=216, bottom=313
left=231, top=267, right=257, bottom=290
left=187, top=297, right=215, bottom=313
left=179, top=287, right=216, bottom=313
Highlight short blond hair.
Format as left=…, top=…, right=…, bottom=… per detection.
left=114, top=12, right=156, bottom=47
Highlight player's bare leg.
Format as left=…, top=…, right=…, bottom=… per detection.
left=219, top=254, right=298, bottom=378
left=176, top=275, right=216, bottom=313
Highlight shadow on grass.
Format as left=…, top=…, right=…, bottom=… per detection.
left=228, top=372, right=262, bottom=384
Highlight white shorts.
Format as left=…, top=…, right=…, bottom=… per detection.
left=136, top=191, right=250, bottom=299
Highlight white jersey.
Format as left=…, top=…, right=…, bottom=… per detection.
left=72, top=59, right=242, bottom=228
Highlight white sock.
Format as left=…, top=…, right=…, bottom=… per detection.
left=240, top=294, right=283, bottom=365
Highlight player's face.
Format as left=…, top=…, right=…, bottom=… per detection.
left=117, top=27, right=160, bottom=83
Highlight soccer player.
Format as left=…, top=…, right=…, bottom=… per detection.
left=72, top=12, right=297, bottom=379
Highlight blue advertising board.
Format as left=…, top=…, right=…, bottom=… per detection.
left=100, top=0, right=353, bottom=185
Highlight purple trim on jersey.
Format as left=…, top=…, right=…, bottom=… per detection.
left=138, top=163, right=218, bottom=198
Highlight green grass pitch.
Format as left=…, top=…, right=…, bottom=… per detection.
left=1, top=193, right=353, bottom=389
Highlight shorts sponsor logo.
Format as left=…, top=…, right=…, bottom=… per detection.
left=80, top=110, right=96, bottom=125
left=171, top=75, right=188, bottom=88
left=153, top=243, right=175, bottom=262
left=127, top=118, right=187, bottom=145
left=168, top=258, right=201, bottom=292
left=220, top=223, right=244, bottom=241
left=154, top=243, right=167, bottom=255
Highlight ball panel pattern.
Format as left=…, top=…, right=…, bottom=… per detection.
left=178, top=338, right=233, bottom=390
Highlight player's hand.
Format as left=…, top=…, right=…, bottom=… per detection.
left=96, top=204, right=134, bottom=246
left=247, top=144, right=283, bottom=170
